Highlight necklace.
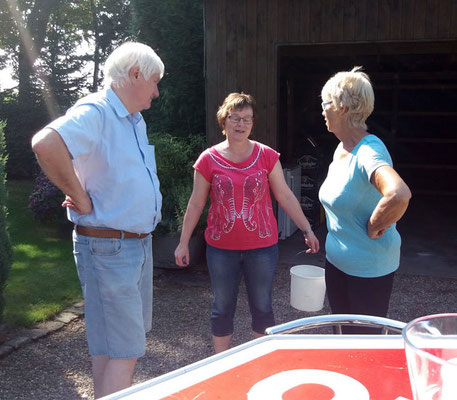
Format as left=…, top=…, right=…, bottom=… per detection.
left=209, top=145, right=261, bottom=170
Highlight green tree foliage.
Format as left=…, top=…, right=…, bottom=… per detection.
left=0, top=0, right=132, bottom=178
left=132, top=0, right=205, bottom=137
left=38, top=4, right=90, bottom=112
left=80, top=0, right=132, bottom=92
left=1, top=0, right=61, bottom=107
left=0, top=92, right=49, bottom=178
left=0, top=121, right=13, bottom=322
left=0, top=0, right=61, bottom=178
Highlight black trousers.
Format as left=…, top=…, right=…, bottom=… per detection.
left=325, top=259, right=395, bottom=334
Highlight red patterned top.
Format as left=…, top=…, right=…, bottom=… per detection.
left=194, top=141, right=280, bottom=250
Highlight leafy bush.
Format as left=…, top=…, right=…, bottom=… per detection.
left=0, top=93, right=47, bottom=179
left=28, top=171, right=66, bottom=224
left=149, top=132, right=207, bottom=234
left=0, top=120, right=13, bottom=322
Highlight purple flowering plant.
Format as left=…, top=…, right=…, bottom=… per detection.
left=28, top=172, right=66, bottom=223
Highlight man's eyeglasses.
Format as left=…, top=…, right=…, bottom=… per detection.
left=227, top=115, right=254, bottom=124
left=321, top=100, right=333, bottom=111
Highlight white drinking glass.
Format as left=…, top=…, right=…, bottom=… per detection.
left=403, top=314, right=457, bottom=400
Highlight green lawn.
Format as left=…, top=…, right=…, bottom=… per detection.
left=4, top=180, right=82, bottom=328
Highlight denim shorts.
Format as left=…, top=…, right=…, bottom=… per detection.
left=206, top=244, right=278, bottom=336
left=73, top=230, right=153, bottom=359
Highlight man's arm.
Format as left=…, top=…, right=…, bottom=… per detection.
left=31, top=128, right=93, bottom=214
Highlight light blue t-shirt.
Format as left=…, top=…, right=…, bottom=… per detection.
left=318, top=134, right=401, bottom=277
left=48, top=88, right=162, bottom=233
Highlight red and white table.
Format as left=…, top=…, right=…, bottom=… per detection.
left=105, top=335, right=413, bottom=400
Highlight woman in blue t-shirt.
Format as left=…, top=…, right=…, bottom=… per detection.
left=318, top=67, right=411, bottom=333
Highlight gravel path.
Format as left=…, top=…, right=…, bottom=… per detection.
left=1, top=264, right=456, bottom=399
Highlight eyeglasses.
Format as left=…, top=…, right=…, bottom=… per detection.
left=321, top=100, right=333, bottom=111
left=227, top=115, right=254, bottom=124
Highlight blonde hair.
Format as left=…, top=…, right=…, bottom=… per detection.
left=104, top=42, right=164, bottom=89
left=216, top=92, right=256, bottom=132
left=321, top=66, right=374, bottom=130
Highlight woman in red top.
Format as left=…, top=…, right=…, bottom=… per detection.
left=175, top=93, right=319, bottom=353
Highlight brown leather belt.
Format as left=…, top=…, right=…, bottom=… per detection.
left=75, top=225, right=149, bottom=239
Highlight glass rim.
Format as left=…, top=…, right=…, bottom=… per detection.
left=403, top=313, right=457, bottom=367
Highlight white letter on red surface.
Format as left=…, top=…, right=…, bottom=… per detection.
left=247, top=369, right=369, bottom=400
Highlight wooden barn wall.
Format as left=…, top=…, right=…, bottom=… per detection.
left=204, top=0, right=457, bottom=147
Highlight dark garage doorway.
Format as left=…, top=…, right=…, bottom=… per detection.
left=277, top=41, right=457, bottom=231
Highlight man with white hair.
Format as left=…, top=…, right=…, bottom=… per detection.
left=31, top=42, right=164, bottom=398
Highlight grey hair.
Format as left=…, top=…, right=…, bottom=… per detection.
left=321, top=66, right=374, bottom=130
left=104, top=42, right=164, bottom=89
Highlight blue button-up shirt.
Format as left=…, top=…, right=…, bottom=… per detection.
left=48, top=88, right=162, bottom=233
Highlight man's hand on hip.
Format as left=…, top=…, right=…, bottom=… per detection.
left=62, top=193, right=93, bottom=214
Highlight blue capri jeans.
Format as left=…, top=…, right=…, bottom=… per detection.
left=206, top=244, right=278, bottom=336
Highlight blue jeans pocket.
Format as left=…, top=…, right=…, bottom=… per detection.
left=89, top=238, right=122, bottom=256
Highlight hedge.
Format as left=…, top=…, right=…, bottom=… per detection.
left=0, top=121, right=13, bottom=323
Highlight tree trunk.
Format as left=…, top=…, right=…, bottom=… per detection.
left=90, top=0, right=100, bottom=92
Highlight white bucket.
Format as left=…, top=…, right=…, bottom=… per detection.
left=290, top=265, right=326, bottom=312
